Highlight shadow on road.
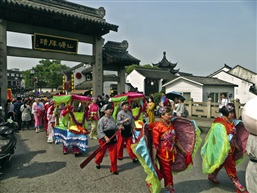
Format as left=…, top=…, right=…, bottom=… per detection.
left=174, top=170, right=246, bottom=193
left=0, top=133, right=66, bottom=180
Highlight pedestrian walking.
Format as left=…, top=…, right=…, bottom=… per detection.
left=20, top=100, right=31, bottom=130
left=13, top=97, right=23, bottom=130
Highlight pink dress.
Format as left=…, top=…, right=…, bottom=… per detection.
left=33, top=104, right=43, bottom=127
left=88, top=103, right=99, bottom=120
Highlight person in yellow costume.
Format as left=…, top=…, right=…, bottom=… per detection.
left=146, top=96, right=155, bottom=123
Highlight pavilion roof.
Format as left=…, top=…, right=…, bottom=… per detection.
left=103, top=41, right=140, bottom=70
left=152, top=51, right=178, bottom=71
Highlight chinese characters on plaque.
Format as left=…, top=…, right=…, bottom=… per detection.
left=33, top=33, right=78, bottom=54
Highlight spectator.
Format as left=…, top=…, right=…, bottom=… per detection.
left=13, top=97, right=23, bottom=130
left=176, top=97, right=186, bottom=117
left=6, top=99, right=14, bottom=121
left=219, top=93, right=230, bottom=109
left=20, top=100, right=32, bottom=130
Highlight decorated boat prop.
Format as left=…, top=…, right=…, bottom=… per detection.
left=201, top=119, right=249, bottom=174
left=131, top=117, right=202, bottom=193
left=52, top=95, right=91, bottom=151
left=110, top=92, right=146, bottom=123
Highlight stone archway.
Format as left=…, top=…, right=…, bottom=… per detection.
left=0, top=0, right=118, bottom=117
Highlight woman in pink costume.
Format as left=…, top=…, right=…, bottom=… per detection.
left=33, top=98, right=44, bottom=133
left=88, top=97, right=99, bottom=139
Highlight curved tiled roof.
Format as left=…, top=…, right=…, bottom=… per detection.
left=179, top=76, right=237, bottom=86
left=135, top=67, right=177, bottom=80
left=103, top=41, right=140, bottom=67
left=0, top=0, right=118, bottom=36
left=152, top=51, right=178, bottom=69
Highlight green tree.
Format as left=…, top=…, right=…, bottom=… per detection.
left=22, top=59, right=69, bottom=91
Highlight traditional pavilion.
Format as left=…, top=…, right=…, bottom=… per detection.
left=126, top=52, right=193, bottom=95
left=63, top=40, right=140, bottom=95
left=152, top=51, right=179, bottom=74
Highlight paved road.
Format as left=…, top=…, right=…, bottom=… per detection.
left=0, top=127, right=248, bottom=193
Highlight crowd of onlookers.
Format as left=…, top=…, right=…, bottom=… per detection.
left=145, top=92, right=188, bottom=123
left=3, top=94, right=113, bottom=132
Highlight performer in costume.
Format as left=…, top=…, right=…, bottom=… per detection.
left=146, top=96, right=155, bottom=123
left=95, top=103, right=122, bottom=175
left=88, top=97, right=99, bottom=139
left=242, top=97, right=257, bottom=193
left=201, top=104, right=248, bottom=193
left=152, top=106, right=187, bottom=193
left=116, top=101, right=138, bottom=162
left=46, top=100, right=55, bottom=143
left=33, top=98, right=44, bottom=133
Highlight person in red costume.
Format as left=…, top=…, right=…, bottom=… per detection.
left=206, top=104, right=248, bottom=193
left=151, top=106, right=187, bottom=193
left=116, top=101, right=138, bottom=163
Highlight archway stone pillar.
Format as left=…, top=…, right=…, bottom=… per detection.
left=0, top=19, right=7, bottom=117
left=92, top=37, right=104, bottom=97
left=118, top=68, right=125, bottom=94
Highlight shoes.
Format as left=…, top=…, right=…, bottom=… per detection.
left=74, top=152, right=82, bottom=157
left=96, top=165, right=101, bottom=169
left=110, top=170, right=119, bottom=175
left=118, top=158, right=123, bottom=161
left=63, top=151, right=68, bottom=155
left=233, top=179, right=248, bottom=193
left=132, top=158, right=138, bottom=163
left=236, top=189, right=248, bottom=193
left=208, top=174, right=220, bottom=185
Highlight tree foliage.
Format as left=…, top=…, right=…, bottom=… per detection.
left=22, top=59, right=69, bottom=91
left=125, top=64, right=159, bottom=74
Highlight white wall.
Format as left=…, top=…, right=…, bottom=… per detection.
left=74, top=66, right=86, bottom=86
left=229, top=66, right=257, bottom=87
left=212, top=71, right=255, bottom=103
left=126, top=70, right=145, bottom=93
left=165, top=79, right=203, bottom=102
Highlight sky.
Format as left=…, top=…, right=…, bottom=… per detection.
left=7, top=0, right=257, bottom=76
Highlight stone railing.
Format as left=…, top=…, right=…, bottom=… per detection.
left=185, top=98, right=244, bottom=119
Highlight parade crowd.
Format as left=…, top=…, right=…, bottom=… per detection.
left=3, top=92, right=256, bottom=193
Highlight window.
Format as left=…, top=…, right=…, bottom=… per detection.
left=209, top=93, right=221, bottom=102
left=182, top=92, right=191, bottom=101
